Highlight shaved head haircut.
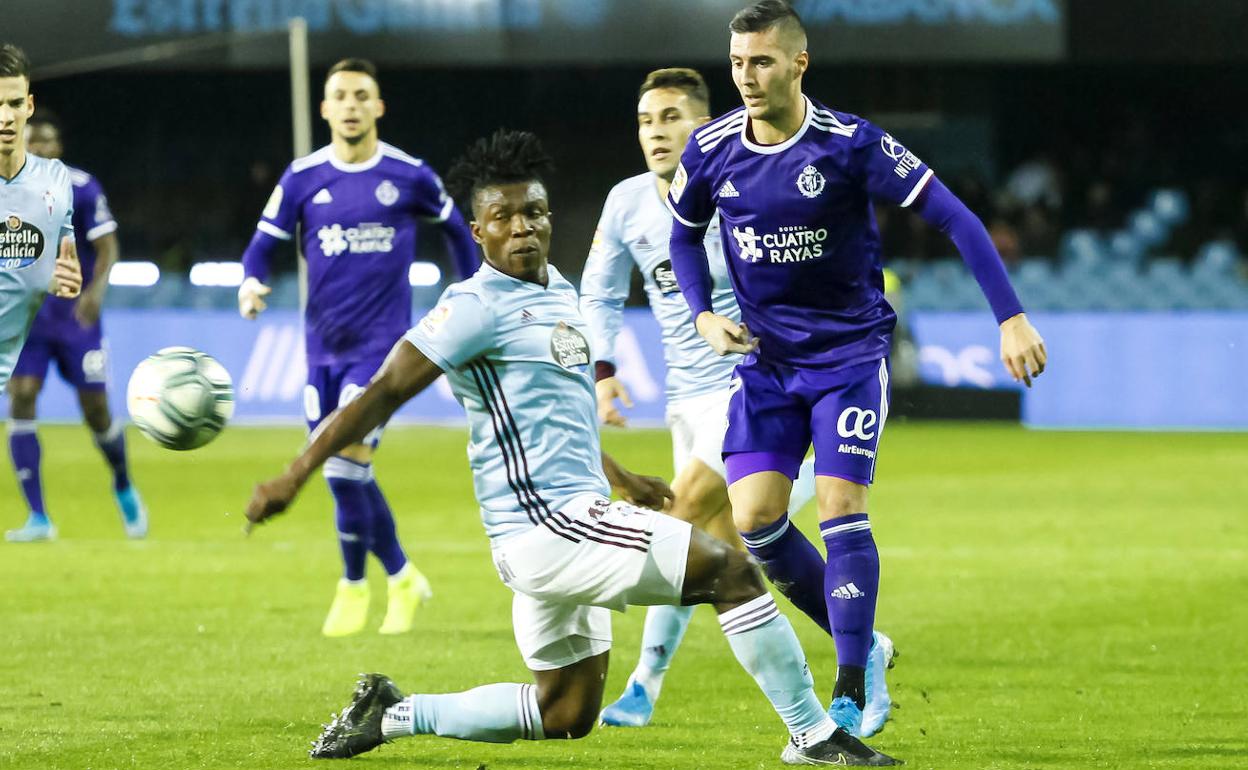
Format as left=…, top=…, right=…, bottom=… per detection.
left=729, top=1, right=808, bottom=55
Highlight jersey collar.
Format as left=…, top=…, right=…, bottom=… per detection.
left=740, top=95, right=813, bottom=156
left=328, top=143, right=385, bottom=173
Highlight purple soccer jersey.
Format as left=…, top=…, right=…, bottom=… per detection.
left=32, top=166, right=116, bottom=332
left=667, top=96, right=934, bottom=372
left=241, top=142, right=478, bottom=366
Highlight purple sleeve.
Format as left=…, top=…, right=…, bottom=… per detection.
left=437, top=204, right=480, bottom=280
left=241, top=229, right=283, bottom=283
left=667, top=138, right=716, bottom=321
left=850, top=119, right=933, bottom=209
left=914, top=176, right=1024, bottom=324
left=243, top=166, right=299, bottom=283
left=670, top=217, right=714, bottom=320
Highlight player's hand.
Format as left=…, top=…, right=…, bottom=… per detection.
left=695, top=312, right=759, bottom=356
left=244, top=472, right=301, bottom=530
left=238, top=276, right=272, bottom=319
left=596, top=376, right=633, bottom=427
left=613, top=471, right=675, bottom=511
left=1000, top=312, right=1047, bottom=388
left=74, top=290, right=103, bottom=327
left=52, top=237, right=82, bottom=299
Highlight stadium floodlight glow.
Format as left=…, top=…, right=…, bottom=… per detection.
left=189, top=261, right=246, bottom=287
left=109, top=261, right=161, bottom=287
left=409, top=262, right=442, bottom=287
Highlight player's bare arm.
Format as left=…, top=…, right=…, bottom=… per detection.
left=74, top=230, right=117, bottom=325
left=595, top=376, right=633, bottom=427
left=600, top=451, right=675, bottom=510
left=51, top=236, right=81, bottom=298
left=245, top=339, right=441, bottom=525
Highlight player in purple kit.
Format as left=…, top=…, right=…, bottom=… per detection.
left=668, top=1, right=1048, bottom=737
left=239, top=58, right=479, bottom=637
left=6, top=113, right=147, bottom=543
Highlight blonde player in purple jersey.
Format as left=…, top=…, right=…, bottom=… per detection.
left=668, top=1, right=1047, bottom=738
left=238, top=58, right=479, bottom=637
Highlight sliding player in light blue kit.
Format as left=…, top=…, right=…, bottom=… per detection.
left=244, top=130, right=898, bottom=766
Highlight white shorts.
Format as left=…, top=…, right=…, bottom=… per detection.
left=667, top=388, right=731, bottom=479
left=491, top=493, right=693, bottom=671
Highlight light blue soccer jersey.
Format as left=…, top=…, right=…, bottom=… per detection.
left=580, top=172, right=740, bottom=403
left=0, top=154, right=73, bottom=387
left=405, top=262, right=610, bottom=541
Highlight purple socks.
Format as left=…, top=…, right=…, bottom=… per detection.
left=740, top=513, right=832, bottom=636
left=365, top=480, right=408, bottom=576
left=820, top=514, right=879, bottom=670
left=9, top=421, right=45, bottom=516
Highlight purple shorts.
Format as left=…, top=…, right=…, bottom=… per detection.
left=12, top=320, right=108, bottom=392
left=304, top=356, right=388, bottom=446
left=723, top=356, right=890, bottom=487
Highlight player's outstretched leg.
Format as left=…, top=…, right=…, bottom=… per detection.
left=365, top=479, right=432, bottom=635
left=682, top=526, right=899, bottom=766
left=321, top=458, right=374, bottom=637
left=81, top=392, right=147, bottom=539
left=5, top=417, right=56, bottom=542
left=313, top=650, right=605, bottom=758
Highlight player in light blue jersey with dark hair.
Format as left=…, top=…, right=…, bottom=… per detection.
left=239, top=57, right=479, bottom=638
left=0, top=43, right=84, bottom=539
left=244, top=129, right=898, bottom=766
left=668, top=0, right=1047, bottom=738
left=584, top=66, right=871, bottom=729
left=6, top=113, right=147, bottom=544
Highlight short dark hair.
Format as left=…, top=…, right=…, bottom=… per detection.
left=325, top=57, right=378, bottom=86
left=639, top=68, right=710, bottom=114
left=0, top=44, right=31, bottom=80
left=729, top=0, right=805, bottom=36
left=446, top=129, right=555, bottom=211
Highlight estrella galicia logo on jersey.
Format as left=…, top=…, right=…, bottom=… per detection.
left=0, top=215, right=44, bottom=269
left=652, top=260, right=680, bottom=295
left=550, top=322, right=591, bottom=371
left=317, top=223, right=396, bottom=257
left=796, top=165, right=826, bottom=199
left=881, top=133, right=923, bottom=180
left=375, top=179, right=400, bottom=206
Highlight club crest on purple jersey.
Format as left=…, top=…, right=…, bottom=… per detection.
left=796, top=165, right=826, bottom=199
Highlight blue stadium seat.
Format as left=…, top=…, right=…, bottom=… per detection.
left=1128, top=210, right=1167, bottom=248
left=1149, top=188, right=1191, bottom=228
left=1107, top=230, right=1145, bottom=265
left=1059, top=229, right=1105, bottom=266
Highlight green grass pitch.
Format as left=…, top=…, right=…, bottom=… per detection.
left=2, top=422, right=1245, bottom=769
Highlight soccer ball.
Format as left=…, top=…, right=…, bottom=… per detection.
left=126, top=347, right=235, bottom=450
